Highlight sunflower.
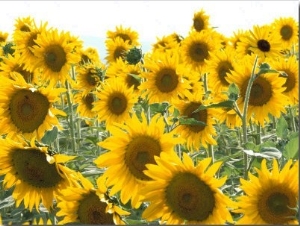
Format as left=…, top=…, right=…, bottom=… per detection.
left=173, top=90, right=218, bottom=151
left=228, top=29, right=249, bottom=50
left=30, top=28, right=82, bottom=86
left=74, top=91, right=97, bottom=121
left=13, top=16, right=35, bottom=34
left=271, top=17, right=299, bottom=51
left=0, top=137, right=78, bottom=211
left=139, top=50, right=192, bottom=104
left=13, top=19, right=49, bottom=73
left=75, top=62, right=105, bottom=96
left=105, top=36, right=131, bottom=64
left=235, top=158, right=299, bottom=224
left=94, top=113, right=182, bottom=208
left=107, top=25, right=140, bottom=46
left=57, top=172, right=129, bottom=225
left=105, top=58, right=142, bottom=94
left=0, top=31, right=9, bottom=44
left=78, top=47, right=102, bottom=65
left=240, top=25, right=282, bottom=60
left=180, top=30, right=221, bottom=73
left=212, top=93, right=243, bottom=129
left=141, top=151, right=234, bottom=224
left=226, top=55, right=289, bottom=126
left=191, top=9, right=210, bottom=32
left=0, top=73, right=66, bottom=141
left=269, top=55, right=299, bottom=105
left=152, top=34, right=181, bottom=53
left=92, top=77, right=137, bottom=128
left=0, top=53, right=39, bottom=84
left=206, top=47, right=238, bottom=94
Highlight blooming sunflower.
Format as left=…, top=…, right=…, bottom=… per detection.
left=191, top=9, right=210, bottom=32
left=92, top=77, right=137, bottom=128
left=152, top=34, right=181, bottom=53
left=180, top=30, right=221, bottom=73
left=141, top=151, right=234, bottom=224
left=30, top=28, right=82, bottom=86
left=0, top=138, right=78, bottom=211
left=0, top=73, right=66, bottom=141
left=269, top=55, right=299, bottom=105
left=271, top=17, right=299, bottom=51
left=0, top=31, right=9, bottom=44
left=240, top=25, right=282, bottom=60
left=206, top=47, right=238, bottom=94
left=105, top=36, right=131, bottom=64
left=74, top=91, right=97, bottom=121
left=235, top=158, right=299, bottom=224
left=173, top=90, right=218, bottom=151
left=13, top=19, right=49, bottom=73
left=57, top=172, right=129, bottom=225
left=0, top=53, right=39, bottom=84
left=105, top=58, right=142, bottom=94
left=139, top=50, right=192, bottom=104
left=94, top=113, right=182, bottom=208
left=226, top=55, right=289, bottom=126
left=13, top=16, right=35, bottom=35
left=107, top=25, right=140, bottom=46
left=78, top=47, right=102, bottom=65
left=75, top=62, right=104, bottom=96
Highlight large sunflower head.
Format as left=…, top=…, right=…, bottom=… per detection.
left=0, top=137, right=78, bottom=211
left=139, top=50, right=192, bottom=104
left=57, top=172, right=130, bottom=225
left=241, top=25, right=282, bottom=60
left=269, top=55, right=299, bottom=105
left=191, top=9, right=210, bottom=32
left=94, top=113, right=182, bottom=208
left=235, top=158, right=299, bottom=224
left=141, top=151, right=234, bottom=224
left=30, top=28, right=82, bottom=86
left=105, top=36, right=131, bottom=64
left=106, top=25, right=140, bottom=46
left=0, top=73, right=66, bottom=141
left=226, top=55, right=289, bottom=126
left=92, top=77, right=138, bottom=128
left=271, top=17, right=299, bottom=51
left=173, top=90, right=218, bottom=151
left=180, top=30, right=221, bottom=73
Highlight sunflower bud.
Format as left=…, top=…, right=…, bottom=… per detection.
left=125, top=46, right=142, bottom=65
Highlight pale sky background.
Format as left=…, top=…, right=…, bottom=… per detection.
left=0, top=1, right=298, bottom=59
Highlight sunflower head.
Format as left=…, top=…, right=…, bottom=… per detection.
left=0, top=31, right=9, bottom=43
left=141, top=151, right=234, bottom=224
left=0, top=138, right=77, bottom=211
left=107, top=25, right=140, bottom=46
left=235, top=158, right=299, bottom=224
left=192, top=9, right=210, bottom=32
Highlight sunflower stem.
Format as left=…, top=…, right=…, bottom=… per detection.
left=208, top=144, right=214, bottom=163
left=256, top=123, right=262, bottom=145
left=242, top=55, right=259, bottom=180
left=288, top=105, right=297, bottom=132
left=65, top=80, right=77, bottom=154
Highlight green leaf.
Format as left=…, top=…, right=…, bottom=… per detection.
left=179, top=117, right=206, bottom=126
left=243, top=147, right=282, bottom=159
left=193, top=100, right=235, bottom=113
left=283, top=137, right=299, bottom=159
left=276, top=115, right=289, bottom=139
left=41, top=126, right=58, bottom=144
left=245, top=142, right=258, bottom=152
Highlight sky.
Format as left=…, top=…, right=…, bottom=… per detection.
left=0, top=1, right=298, bottom=57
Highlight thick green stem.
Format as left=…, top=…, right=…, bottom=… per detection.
left=288, top=105, right=297, bottom=132
left=65, top=80, right=77, bottom=154
left=256, top=124, right=262, bottom=145
left=242, top=55, right=259, bottom=179
left=208, top=144, right=214, bottom=163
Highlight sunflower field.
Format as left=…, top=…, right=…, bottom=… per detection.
left=0, top=8, right=299, bottom=225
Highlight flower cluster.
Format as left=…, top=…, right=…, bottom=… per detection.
left=0, top=10, right=298, bottom=225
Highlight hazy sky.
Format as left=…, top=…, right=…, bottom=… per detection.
left=0, top=1, right=298, bottom=55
